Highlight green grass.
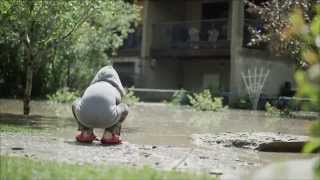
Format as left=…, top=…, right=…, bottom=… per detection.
left=0, top=156, right=216, bottom=180
left=0, top=124, right=48, bottom=134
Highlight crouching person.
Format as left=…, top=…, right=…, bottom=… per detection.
left=72, top=66, right=129, bottom=145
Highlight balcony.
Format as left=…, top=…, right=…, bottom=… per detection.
left=117, top=26, right=142, bottom=56
left=151, top=19, right=230, bottom=58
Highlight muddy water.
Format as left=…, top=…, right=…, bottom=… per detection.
left=0, top=99, right=316, bottom=178
left=0, top=99, right=313, bottom=146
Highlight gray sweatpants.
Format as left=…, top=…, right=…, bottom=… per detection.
left=72, top=81, right=129, bottom=132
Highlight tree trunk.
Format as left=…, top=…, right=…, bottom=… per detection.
left=67, top=58, right=71, bottom=87
left=23, top=33, right=34, bottom=115
left=23, top=3, right=36, bottom=115
left=23, top=63, right=33, bottom=115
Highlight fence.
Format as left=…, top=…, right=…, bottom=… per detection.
left=152, top=18, right=229, bottom=50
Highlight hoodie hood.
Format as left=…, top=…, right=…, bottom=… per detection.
left=90, top=66, right=125, bottom=97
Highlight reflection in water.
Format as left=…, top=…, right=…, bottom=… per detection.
left=264, top=117, right=283, bottom=130
left=0, top=113, right=75, bottom=129
left=186, top=110, right=224, bottom=132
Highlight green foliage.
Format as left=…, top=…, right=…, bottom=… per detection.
left=265, top=102, right=281, bottom=116
left=0, top=156, right=215, bottom=180
left=170, top=89, right=190, bottom=106
left=285, top=5, right=320, bottom=179
left=62, top=1, right=141, bottom=91
left=47, top=88, right=79, bottom=103
left=122, top=88, right=140, bottom=106
left=0, top=0, right=141, bottom=96
left=233, top=96, right=252, bottom=109
left=245, top=0, right=313, bottom=62
left=188, top=89, right=224, bottom=111
left=285, top=97, right=320, bottom=112
left=265, top=102, right=290, bottom=117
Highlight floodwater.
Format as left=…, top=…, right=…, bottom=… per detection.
left=0, top=99, right=314, bottom=146
left=0, top=99, right=317, bottom=178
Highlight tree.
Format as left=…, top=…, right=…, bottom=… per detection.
left=245, top=0, right=315, bottom=63
left=286, top=6, right=320, bottom=179
left=0, top=0, right=140, bottom=115
left=59, top=1, right=140, bottom=91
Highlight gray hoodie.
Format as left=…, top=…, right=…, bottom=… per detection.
left=74, top=66, right=128, bottom=128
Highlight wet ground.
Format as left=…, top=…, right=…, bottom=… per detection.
left=0, top=99, right=318, bottom=179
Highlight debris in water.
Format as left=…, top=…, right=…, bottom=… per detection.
left=199, top=156, right=209, bottom=159
left=209, top=171, right=223, bottom=176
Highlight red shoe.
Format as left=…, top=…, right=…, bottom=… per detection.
left=76, top=133, right=98, bottom=143
left=101, top=134, right=122, bottom=145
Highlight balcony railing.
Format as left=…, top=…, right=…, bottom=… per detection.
left=151, top=19, right=229, bottom=55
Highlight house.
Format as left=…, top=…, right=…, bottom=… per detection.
left=112, top=0, right=296, bottom=103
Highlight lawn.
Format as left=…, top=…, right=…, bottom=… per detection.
left=0, top=124, right=45, bottom=133
left=0, top=156, right=216, bottom=180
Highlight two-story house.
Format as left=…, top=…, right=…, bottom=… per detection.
left=112, top=0, right=296, bottom=103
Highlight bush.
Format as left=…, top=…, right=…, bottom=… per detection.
left=265, top=102, right=290, bottom=117
left=188, top=89, right=224, bottom=111
left=233, top=96, right=252, bottom=109
left=122, top=88, right=140, bottom=106
left=170, top=89, right=191, bottom=106
left=47, top=88, right=79, bottom=103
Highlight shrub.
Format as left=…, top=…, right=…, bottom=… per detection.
left=122, top=88, right=140, bottom=106
left=265, top=102, right=290, bottom=117
left=233, top=96, right=252, bottom=109
left=170, top=89, right=190, bottom=106
left=47, top=88, right=79, bottom=103
left=188, top=89, right=224, bottom=111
